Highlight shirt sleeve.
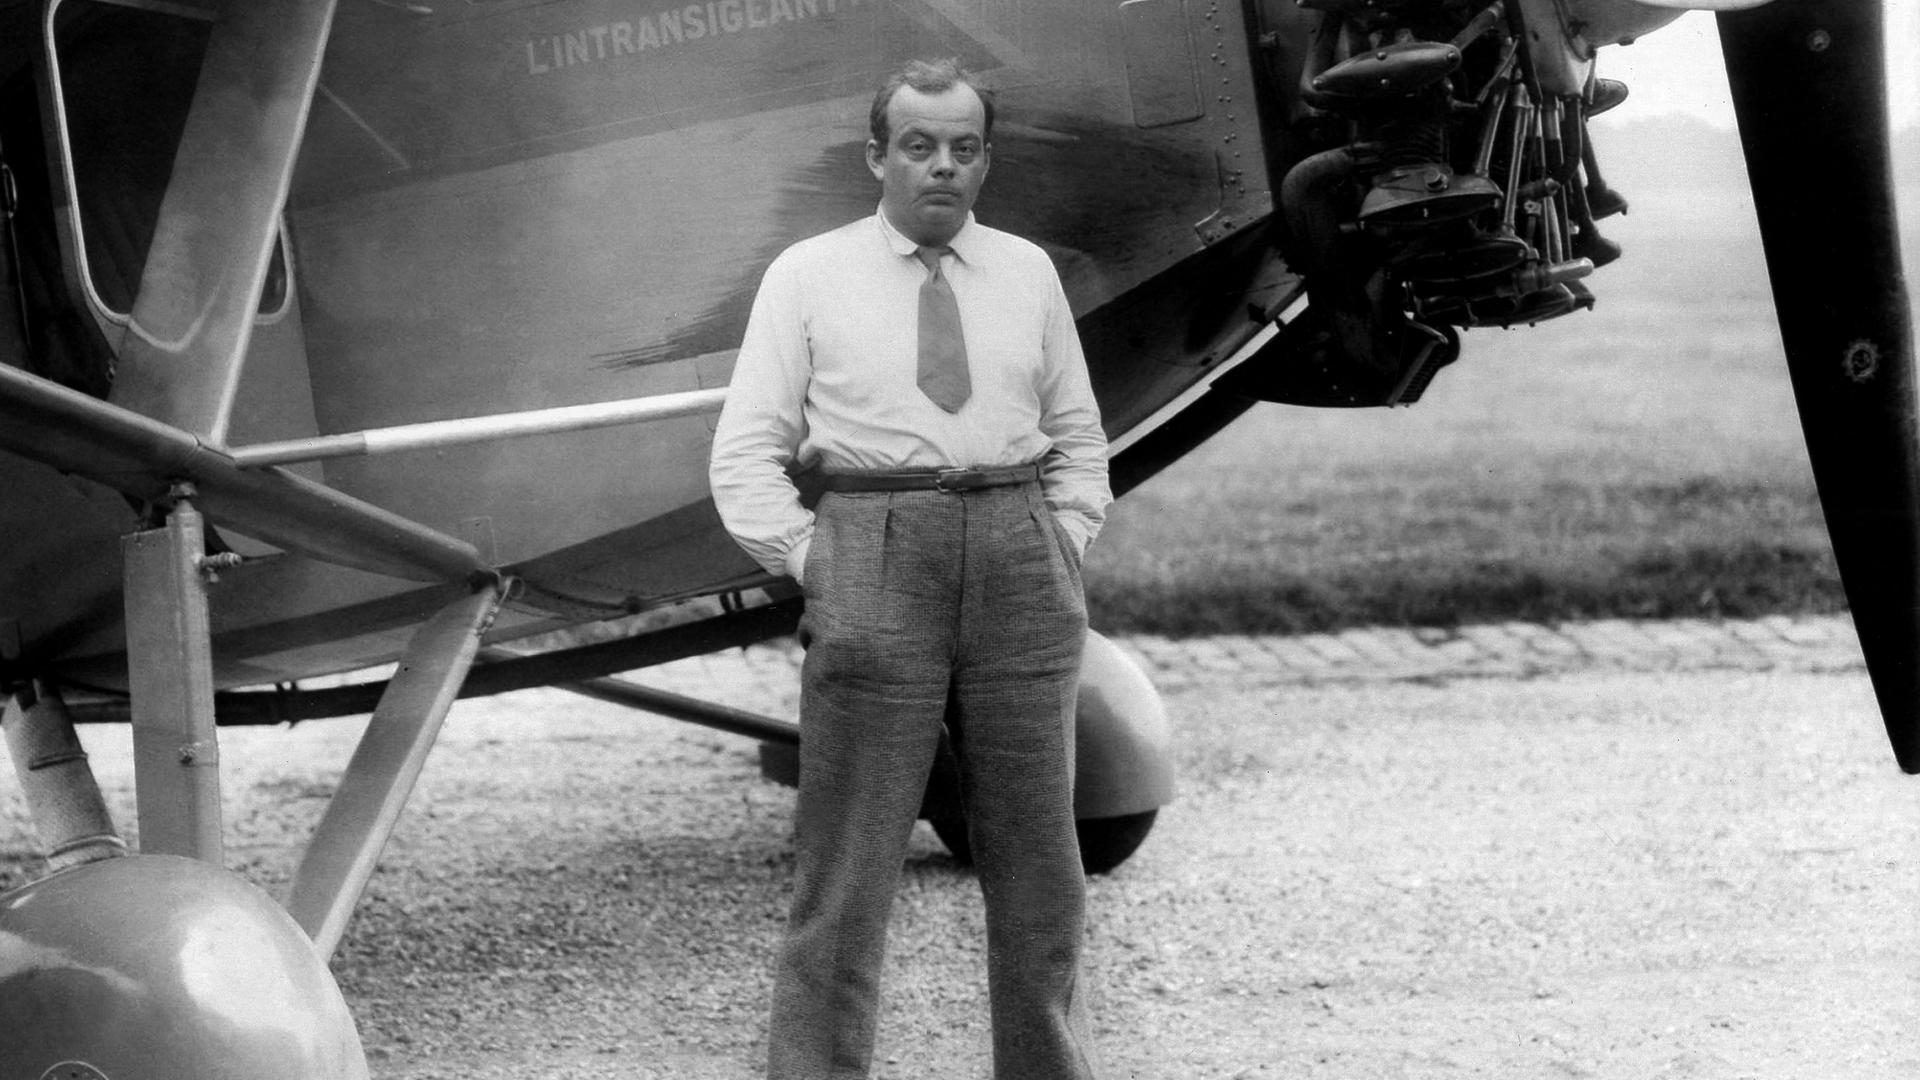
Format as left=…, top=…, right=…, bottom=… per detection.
left=709, top=251, right=816, bottom=580
left=1033, top=262, right=1112, bottom=557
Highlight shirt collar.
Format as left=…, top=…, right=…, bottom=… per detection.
left=876, top=206, right=979, bottom=264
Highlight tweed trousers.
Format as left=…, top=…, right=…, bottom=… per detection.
left=767, top=481, right=1100, bottom=1080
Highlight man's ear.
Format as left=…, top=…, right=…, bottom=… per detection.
left=865, top=139, right=885, bottom=181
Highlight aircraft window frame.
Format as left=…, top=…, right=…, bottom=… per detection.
left=42, top=0, right=293, bottom=328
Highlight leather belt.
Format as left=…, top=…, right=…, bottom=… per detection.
left=817, top=462, right=1042, bottom=493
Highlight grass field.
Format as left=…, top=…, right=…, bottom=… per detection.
left=1084, top=134, right=1918, bottom=635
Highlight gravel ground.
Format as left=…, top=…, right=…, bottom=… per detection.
left=5, top=632, right=1917, bottom=1078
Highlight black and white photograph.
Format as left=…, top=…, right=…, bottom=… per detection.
left=2, top=2, right=1916, bottom=1077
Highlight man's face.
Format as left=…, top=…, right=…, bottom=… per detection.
left=867, top=83, right=990, bottom=247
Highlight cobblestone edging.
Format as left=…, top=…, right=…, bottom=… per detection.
left=659, top=615, right=1866, bottom=694
left=1117, top=614, right=1866, bottom=690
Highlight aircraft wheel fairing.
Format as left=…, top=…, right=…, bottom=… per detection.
left=1075, top=810, right=1161, bottom=875
left=1071, top=630, right=1176, bottom=820
left=0, top=854, right=370, bottom=1080
left=927, top=630, right=1174, bottom=875
left=932, top=810, right=1162, bottom=877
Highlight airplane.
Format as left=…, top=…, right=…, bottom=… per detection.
left=0, top=0, right=1909, bottom=1075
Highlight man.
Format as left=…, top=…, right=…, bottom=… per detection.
left=708, top=58, right=1111, bottom=1080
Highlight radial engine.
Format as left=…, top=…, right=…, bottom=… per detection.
left=1250, top=0, right=1657, bottom=407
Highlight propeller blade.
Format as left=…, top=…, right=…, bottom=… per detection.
left=1719, top=0, right=1918, bottom=771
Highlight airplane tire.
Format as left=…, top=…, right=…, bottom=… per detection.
left=930, top=810, right=1158, bottom=876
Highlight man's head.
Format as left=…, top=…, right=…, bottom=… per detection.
left=866, top=59, right=993, bottom=248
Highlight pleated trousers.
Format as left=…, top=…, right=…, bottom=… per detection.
left=767, top=480, right=1100, bottom=1080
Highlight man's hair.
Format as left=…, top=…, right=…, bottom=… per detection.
left=868, top=58, right=995, bottom=149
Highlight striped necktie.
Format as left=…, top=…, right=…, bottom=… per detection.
left=915, top=246, right=971, bottom=412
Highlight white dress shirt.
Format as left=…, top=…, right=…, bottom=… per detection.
left=709, top=210, right=1111, bottom=581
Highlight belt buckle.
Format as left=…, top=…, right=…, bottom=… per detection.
left=934, top=467, right=972, bottom=493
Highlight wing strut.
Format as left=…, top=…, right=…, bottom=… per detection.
left=285, top=581, right=505, bottom=959
left=122, top=492, right=225, bottom=861
left=106, top=0, right=338, bottom=443
left=1719, top=0, right=1917, bottom=771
